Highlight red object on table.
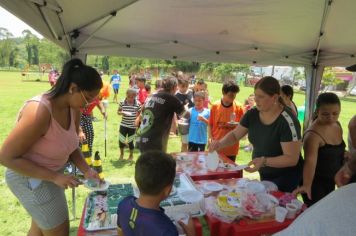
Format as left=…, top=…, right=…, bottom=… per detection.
left=195, top=179, right=300, bottom=236
left=77, top=198, right=203, bottom=236
left=205, top=213, right=294, bottom=236
left=172, top=152, right=243, bottom=181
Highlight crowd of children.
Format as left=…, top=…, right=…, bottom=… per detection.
left=107, top=70, right=255, bottom=162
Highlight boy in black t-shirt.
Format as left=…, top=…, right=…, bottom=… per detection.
left=175, top=77, right=194, bottom=151
left=138, top=76, right=187, bottom=152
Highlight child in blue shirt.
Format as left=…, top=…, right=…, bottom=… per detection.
left=188, top=91, right=210, bottom=151
left=117, top=151, right=196, bottom=236
left=110, top=70, right=122, bottom=103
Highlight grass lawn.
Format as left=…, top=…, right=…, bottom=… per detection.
left=0, top=71, right=355, bottom=235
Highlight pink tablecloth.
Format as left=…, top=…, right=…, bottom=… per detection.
left=172, top=152, right=243, bottom=181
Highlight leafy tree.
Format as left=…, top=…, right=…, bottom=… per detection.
left=171, top=60, right=200, bottom=72
left=9, top=47, right=19, bottom=67
left=38, top=38, right=68, bottom=68
left=212, top=63, right=249, bottom=82
left=322, top=67, right=343, bottom=86
left=0, top=27, right=15, bottom=66
left=22, top=29, right=39, bottom=65
left=101, top=56, right=110, bottom=73
left=32, top=45, right=39, bottom=65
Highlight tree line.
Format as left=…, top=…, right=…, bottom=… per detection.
left=0, top=28, right=69, bottom=70
left=0, top=28, right=254, bottom=81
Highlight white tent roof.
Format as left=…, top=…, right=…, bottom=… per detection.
left=2, top=0, right=356, bottom=67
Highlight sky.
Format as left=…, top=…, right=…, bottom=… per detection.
left=0, top=6, right=43, bottom=38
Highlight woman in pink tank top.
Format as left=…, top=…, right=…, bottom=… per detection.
left=0, top=59, right=103, bottom=236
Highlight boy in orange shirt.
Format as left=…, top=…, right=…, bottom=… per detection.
left=209, top=80, right=244, bottom=161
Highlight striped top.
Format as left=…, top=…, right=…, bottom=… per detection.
left=118, top=99, right=141, bottom=129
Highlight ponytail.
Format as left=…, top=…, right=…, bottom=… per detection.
left=278, top=96, right=286, bottom=107
left=313, top=92, right=340, bottom=121
left=47, top=58, right=102, bottom=98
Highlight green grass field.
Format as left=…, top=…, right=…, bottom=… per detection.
left=0, top=71, right=355, bottom=235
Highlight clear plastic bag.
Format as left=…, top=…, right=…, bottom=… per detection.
left=240, top=192, right=278, bottom=219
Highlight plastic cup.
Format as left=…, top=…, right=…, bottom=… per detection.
left=275, top=206, right=288, bottom=222
left=286, top=203, right=298, bottom=219
left=291, top=199, right=304, bottom=211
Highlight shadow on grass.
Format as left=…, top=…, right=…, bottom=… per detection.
left=69, top=226, right=79, bottom=236
left=21, top=79, right=49, bottom=83
left=110, top=159, right=135, bottom=169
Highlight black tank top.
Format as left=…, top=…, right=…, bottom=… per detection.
left=304, top=129, right=346, bottom=179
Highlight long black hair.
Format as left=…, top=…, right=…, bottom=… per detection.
left=313, top=92, right=341, bottom=120
left=281, top=85, right=294, bottom=100
left=47, top=58, right=102, bottom=98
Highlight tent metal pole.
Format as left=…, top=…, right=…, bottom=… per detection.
left=59, top=0, right=139, bottom=39
left=303, top=0, right=332, bottom=130
left=29, top=0, right=63, bottom=13
left=57, top=12, right=73, bottom=52
left=71, top=165, right=76, bottom=220
left=34, top=2, right=59, bottom=40
left=304, top=65, right=324, bottom=130
left=77, top=14, right=116, bottom=50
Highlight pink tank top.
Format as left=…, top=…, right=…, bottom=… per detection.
left=19, top=95, right=79, bottom=171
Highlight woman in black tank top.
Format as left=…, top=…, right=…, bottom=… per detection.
left=293, top=93, right=345, bottom=206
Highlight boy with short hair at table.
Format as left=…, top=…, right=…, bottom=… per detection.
left=117, top=151, right=196, bottom=236
left=209, top=80, right=244, bottom=161
left=188, top=91, right=210, bottom=152
left=176, top=76, right=194, bottom=151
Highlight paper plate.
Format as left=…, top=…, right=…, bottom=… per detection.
left=83, top=180, right=110, bottom=191
left=227, top=121, right=239, bottom=125
left=235, top=164, right=249, bottom=171
left=203, top=182, right=223, bottom=192
left=178, top=190, right=203, bottom=203
left=245, top=181, right=266, bottom=194
left=206, top=151, right=219, bottom=171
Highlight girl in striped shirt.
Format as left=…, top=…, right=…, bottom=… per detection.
left=117, top=88, right=141, bottom=161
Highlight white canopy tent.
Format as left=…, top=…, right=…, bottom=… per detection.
left=3, top=0, right=356, bottom=221
left=1, top=0, right=356, bottom=128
